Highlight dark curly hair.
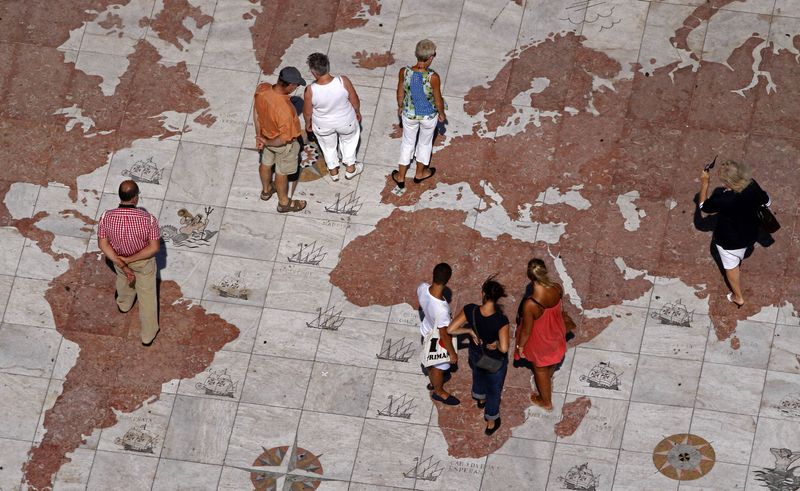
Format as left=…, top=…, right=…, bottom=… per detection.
left=307, top=52, right=330, bottom=76
left=482, top=275, right=507, bottom=310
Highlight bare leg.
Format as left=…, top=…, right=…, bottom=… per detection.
left=275, top=173, right=290, bottom=206
left=531, top=365, right=555, bottom=410
left=259, top=163, right=273, bottom=194
left=395, top=163, right=410, bottom=181
left=429, top=367, right=450, bottom=399
left=725, top=265, right=744, bottom=305
left=414, top=161, right=434, bottom=180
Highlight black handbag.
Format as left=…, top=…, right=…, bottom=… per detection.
left=756, top=206, right=780, bottom=234
left=470, top=305, right=503, bottom=373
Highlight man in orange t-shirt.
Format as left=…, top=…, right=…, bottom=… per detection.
left=254, top=66, right=307, bottom=213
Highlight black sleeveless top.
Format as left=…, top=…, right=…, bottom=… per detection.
left=467, top=303, right=508, bottom=359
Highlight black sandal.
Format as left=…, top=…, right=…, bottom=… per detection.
left=391, top=170, right=405, bottom=189
left=413, top=166, right=436, bottom=184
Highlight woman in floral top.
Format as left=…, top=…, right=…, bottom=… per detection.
left=391, top=39, right=446, bottom=190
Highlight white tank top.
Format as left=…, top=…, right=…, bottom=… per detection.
left=310, top=77, right=356, bottom=128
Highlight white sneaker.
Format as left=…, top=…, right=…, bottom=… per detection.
left=344, top=162, right=364, bottom=180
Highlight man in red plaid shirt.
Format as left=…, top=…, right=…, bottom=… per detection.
left=98, top=180, right=161, bottom=345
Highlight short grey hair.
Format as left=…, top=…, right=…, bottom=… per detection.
left=307, top=52, right=330, bottom=76
left=415, top=39, right=436, bottom=61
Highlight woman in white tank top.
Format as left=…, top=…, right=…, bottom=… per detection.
left=303, top=53, right=363, bottom=181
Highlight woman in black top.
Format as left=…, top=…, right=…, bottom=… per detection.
left=447, top=277, right=510, bottom=435
left=700, top=160, right=770, bottom=308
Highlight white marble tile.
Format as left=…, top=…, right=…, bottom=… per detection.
left=689, top=409, right=756, bottom=465
left=3, top=277, right=55, bottom=328
left=509, top=391, right=567, bottom=443
left=612, top=450, right=678, bottom=491
left=719, top=0, right=777, bottom=14
left=86, top=450, right=158, bottom=490
left=367, top=369, right=433, bottom=426
left=32, top=185, right=101, bottom=239
left=702, top=10, right=770, bottom=66
left=695, top=363, right=765, bottom=416
left=750, top=417, right=800, bottom=468
left=0, top=227, right=25, bottom=275
left=240, top=354, right=313, bottom=409
left=0, top=372, right=51, bottom=440
left=177, top=350, right=249, bottom=401
left=151, top=459, right=221, bottom=491
left=0, top=323, right=61, bottom=378
left=768, top=323, right=800, bottom=374
left=416, top=426, right=486, bottom=490
left=775, top=1, right=800, bottom=17
left=675, top=460, right=748, bottom=490
left=157, top=248, right=212, bottom=300
left=198, top=0, right=261, bottom=72
left=0, top=437, right=31, bottom=490
left=557, top=395, right=628, bottom=449
left=315, top=317, right=386, bottom=369
left=580, top=0, right=650, bottom=79
left=483, top=452, right=551, bottom=491
left=264, top=262, right=334, bottom=315
left=567, top=347, right=637, bottom=401
left=165, top=141, right=240, bottom=207
left=202, top=255, right=274, bottom=307
left=376, top=322, right=424, bottom=375
left=621, top=401, right=692, bottom=453
left=201, top=301, right=262, bottom=353
left=0, top=275, right=13, bottom=324
left=704, top=319, right=774, bottom=369
left=161, top=395, right=238, bottom=465
left=637, top=2, right=700, bottom=71
left=52, top=447, right=95, bottom=490
left=640, top=317, right=711, bottom=361
left=582, top=305, right=647, bottom=354
left=104, top=144, right=177, bottom=200
left=350, top=418, right=427, bottom=488
left=276, top=215, right=349, bottom=270
left=328, top=285, right=392, bottom=324
left=631, top=354, right=701, bottom=407
left=253, top=308, right=322, bottom=360
left=760, top=370, right=800, bottom=422
left=547, top=443, right=619, bottom=491
left=97, top=394, right=175, bottom=457
left=223, top=403, right=301, bottom=467
left=303, top=362, right=375, bottom=418
left=296, top=411, right=365, bottom=482
left=214, top=208, right=285, bottom=260
left=16, top=235, right=88, bottom=281
left=518, top=0, right=581, bottom=47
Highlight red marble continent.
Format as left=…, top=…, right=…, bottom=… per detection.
left=23, top=254, right=239, bottom=490
left=147, top=0, right=213, bottom=49
left=671, top=0, right=741, bottom=52
left=352, top=50, right=395, bottom=69
left=250, top=0, right=381, bottom=75
left=554, top=396, right=592, bottom=437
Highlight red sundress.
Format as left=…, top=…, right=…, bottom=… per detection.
left=518, top=297, right=566, bottom=367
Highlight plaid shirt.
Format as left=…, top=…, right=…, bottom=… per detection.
left=98, top=206, right=160, bottom=257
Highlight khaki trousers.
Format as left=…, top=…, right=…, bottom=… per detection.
left=114, top=257, right=159, bottom=343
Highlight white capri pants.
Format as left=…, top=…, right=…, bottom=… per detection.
left=313, top=118, right=360, bottom=170
left=399, top=114, right=437, bottom=166
left=716, top=244, right=746, bottom=270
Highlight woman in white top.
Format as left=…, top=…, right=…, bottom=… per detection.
left=303, top=53, right=363, bottom=181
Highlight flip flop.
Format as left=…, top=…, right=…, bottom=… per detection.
left=413, top=166, right=436, bottom=184
left=277, top=199, right=307, bottom=213
left=391, top=170, right=405, bottom=189
left=484, top=417, right=501, bottom=436
left=726, top=292, right=744, bottom=309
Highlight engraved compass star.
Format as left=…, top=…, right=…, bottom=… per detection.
left=232, top=439, right=339, bottom=491
left=652, top=433, right=716, bottom=481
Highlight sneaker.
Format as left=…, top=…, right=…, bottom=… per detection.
left=344, top=162, right=364, bottom=180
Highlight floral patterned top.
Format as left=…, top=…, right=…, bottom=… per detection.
left=402, top=67, right=438, bottom=120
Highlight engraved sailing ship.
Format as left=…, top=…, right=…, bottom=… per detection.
left=650, top=299, right=694, bottom=327
left=403, top=456, right=444, bottom=482
left=195, top=368, right=238, bottom=398
left=778, top=393, right=800, bottom=419
left=376, top=338, right=415, bottom=362
left=580, top=362, right=622, bottom=390
left=288, top=241, right=327, bottom=266
left=122, top=156, right=164, bottom=184
left=377, top=395, right=415, bottom=419
left=211, top=271, right=250, bottom=300
left=114, top=424, right=159, bottom=453
left=559, top=463, right=599, bottom=491
left=306, top=306, right=344, bottom=331
left=324, top=191, right=362, bottom=216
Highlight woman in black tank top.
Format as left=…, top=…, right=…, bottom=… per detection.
left=447, top=277, right=510, bottom=436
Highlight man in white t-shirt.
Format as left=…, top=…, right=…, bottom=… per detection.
left=418, top=263, right=460, bottom=406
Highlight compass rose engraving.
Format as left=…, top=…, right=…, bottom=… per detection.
left=652, top=433, right=715, bottom=481
left=233, top=440, right=335, bottom=491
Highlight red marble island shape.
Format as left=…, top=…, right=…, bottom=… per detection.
left=332, top=8, right=800, bottom=458
left=23, top=254, right=239, bottom=490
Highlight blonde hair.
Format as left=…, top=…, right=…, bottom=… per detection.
left=527, top=258, right=556, bottom=288
left=718, top=160, right=752, bottom=193
left=415, top=39, right=437, bottom=61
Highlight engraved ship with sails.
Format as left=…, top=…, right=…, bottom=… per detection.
left=560, top=463, right=599, bottom=491
left=122, top=156, right=164, bottom=184
left=580, top=362, right=622, bottom=390
left=114, top=424, right=158, bottom=453
left=211, top=271, right=249, bottom=300
left=650, top=299, right=694, bottom=327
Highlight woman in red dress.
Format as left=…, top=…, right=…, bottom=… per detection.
left=515, top=258, right=566, bottom=411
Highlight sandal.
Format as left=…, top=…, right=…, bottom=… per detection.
left=344, top=162, right=364, bottom=180
left=391, top=170, right=405, bottom=189
left=413, top=166, right=436, bottom=184
left=260, top=186, right=275, bottom=201
left=726, top=292, right=744, bottom=309
left=329, top=168, right=340, bottom=182
left=277, top=199, right=307, bottom=213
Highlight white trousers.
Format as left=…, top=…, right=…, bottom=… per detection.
left=313, top=118, right=360, bottom=170
left=399, top=115, right=437, bottom=166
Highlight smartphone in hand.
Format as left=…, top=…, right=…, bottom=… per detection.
left=704, top=155, right=718, bottom=172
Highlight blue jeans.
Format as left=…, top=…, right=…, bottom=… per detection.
left=468, top=346, right=508, bottom=421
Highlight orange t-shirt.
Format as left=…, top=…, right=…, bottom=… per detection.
left=254, top=83, right=301, bottom=142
